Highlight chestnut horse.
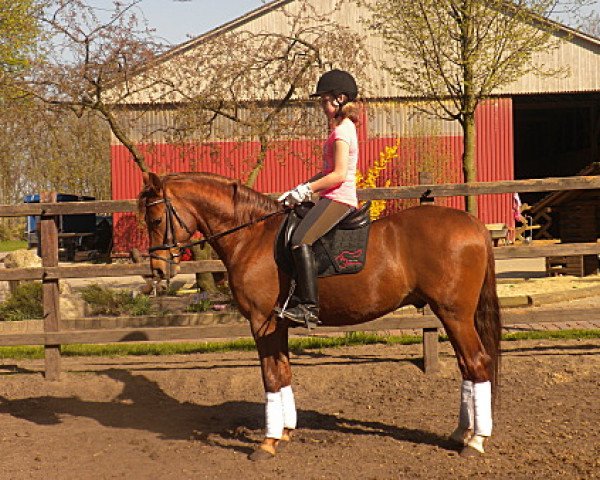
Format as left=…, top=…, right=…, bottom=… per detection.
left=139, top=171, right=501, bottom=460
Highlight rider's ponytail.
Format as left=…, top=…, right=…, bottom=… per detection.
left=337, top=100, right=361, bottom=125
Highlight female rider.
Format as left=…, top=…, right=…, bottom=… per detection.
left=277, top=69, right=360, bottom=326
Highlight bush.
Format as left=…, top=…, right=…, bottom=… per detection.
left=187, top=299, right=212, bottom=313
left=80, top=284, right=153, bottom=316
left=0, top=219, right=26, bottom=242
left=0, top=282, right=43, bottom=321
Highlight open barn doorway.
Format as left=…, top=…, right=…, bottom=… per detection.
left=512, top=92, right=600, bottom=238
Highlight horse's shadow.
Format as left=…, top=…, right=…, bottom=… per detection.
left=0, top=368, right=456, bottom=455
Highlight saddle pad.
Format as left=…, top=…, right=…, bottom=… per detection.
left=275, top=212, right=370, bottom=278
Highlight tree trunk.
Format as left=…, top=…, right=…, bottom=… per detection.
left=96, top=103, right=150, bottom=173
left=245, top=135, right=268, bottom=188
left=191, top=243, right=218, bottom=293
left=461, top=112, right=478, bottom=216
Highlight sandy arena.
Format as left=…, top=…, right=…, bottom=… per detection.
left=0, top=338, right=598, bottom=480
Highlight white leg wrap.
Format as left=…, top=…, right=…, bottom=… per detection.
left=280, top=385, right=297, bottom=430
left=265, top=392, right=284, bottom=440
left=450, top=380, right=474, bottom=445
left=459, top=380, right=474, bottom=430
left=473, top=381, right=492, bottom=437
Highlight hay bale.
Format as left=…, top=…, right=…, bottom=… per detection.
left=3, top=249, right=42, bottom=269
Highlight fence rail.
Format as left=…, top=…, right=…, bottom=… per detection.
left=0, top=174, right=598, bottom=379
left=0, top=306, right=597, bottom=348
left=1, top=175, right=599, bottom=217
left=1, top=241, right=600, bottom=283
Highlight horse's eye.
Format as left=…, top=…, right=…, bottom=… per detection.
left=151, top=218, right=162, bottom=227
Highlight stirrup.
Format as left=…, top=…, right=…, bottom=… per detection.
left=277, top=304, right=320, bottom=329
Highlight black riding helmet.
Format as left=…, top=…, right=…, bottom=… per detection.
left=310, top=69, right=358, bottom=101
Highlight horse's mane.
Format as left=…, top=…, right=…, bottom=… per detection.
left=137, top=172, right=279, bottom=224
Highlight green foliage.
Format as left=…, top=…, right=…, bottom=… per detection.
left=0, top=281, right=43, bottom=321
left=125, top=294, right=152, bottom=316
left=187, top=299, right=212, bottom=313
left=0, top=0, right=41, bottom=75
left=0, top=218, right=26, bottom=242
left=0, top=240, right=28, bottom=252
left=80, top=284, right=152, bottom=316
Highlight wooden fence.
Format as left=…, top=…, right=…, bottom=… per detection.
left=0, top=175, right=599, bottom=380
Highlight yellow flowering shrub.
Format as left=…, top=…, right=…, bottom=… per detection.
left=356, top=140, right=400, bottom=220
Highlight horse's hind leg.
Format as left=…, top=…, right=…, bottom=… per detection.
left=435, top=310, right=494, bottom=455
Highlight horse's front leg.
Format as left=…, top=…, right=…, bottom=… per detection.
left=248, top=312, right=295, bottom=461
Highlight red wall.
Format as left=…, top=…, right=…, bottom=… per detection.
left=111, top=98, right=514, bottom=253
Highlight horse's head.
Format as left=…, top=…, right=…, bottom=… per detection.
left=139, top=172, right=196, bottom=280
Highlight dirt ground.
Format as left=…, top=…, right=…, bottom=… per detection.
left=0, top=339, right=599, bottom=480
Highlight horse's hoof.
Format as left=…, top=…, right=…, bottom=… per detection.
left=276, top=434, right=292, bottom=452
left=460, top=435, right=486, bottom=457
left=248, top=445, right=276, bottom=461
left=449, top=427, right=473, bottom=448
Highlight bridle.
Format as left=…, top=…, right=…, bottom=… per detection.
left=146, top=193, right=285, bottom=266
left=146, top=196, right=195, bottom=264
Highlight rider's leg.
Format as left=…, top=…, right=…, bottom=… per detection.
left=280, top=199, right=351, bottom=326
left=282, top=244, right=319, bottom=325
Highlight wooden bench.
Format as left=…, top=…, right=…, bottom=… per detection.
left=485, top=223, right=509, bottom=246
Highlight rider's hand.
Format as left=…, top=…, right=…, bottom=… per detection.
left=277, top=183, right=312, bottom=206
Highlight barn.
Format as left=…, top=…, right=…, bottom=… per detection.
left=109, top=0, right=600, bottom=253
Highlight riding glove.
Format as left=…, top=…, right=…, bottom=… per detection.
left=277, top=183, right=312, bottom=206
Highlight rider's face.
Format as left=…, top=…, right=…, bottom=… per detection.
left=319, top=93, right=339, bottom=119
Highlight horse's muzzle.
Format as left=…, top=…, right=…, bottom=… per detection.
left=150, top=259, right=181, bottom=280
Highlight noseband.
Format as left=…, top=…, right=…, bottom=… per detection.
left=146, top=194, right=285, bottom=266
left=147, top=197, right=195, bottom=265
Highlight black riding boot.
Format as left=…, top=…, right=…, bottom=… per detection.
left=281, top=244, right=320, bottom=327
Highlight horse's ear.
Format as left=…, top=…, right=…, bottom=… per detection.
left=230, top=180, right=240, bottom=202
left=142, top=172, right=163, bottom=195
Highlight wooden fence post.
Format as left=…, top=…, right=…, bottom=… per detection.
left=40, top=192, right=61, bottom=381
left=419, top=172, right=439, bottom=373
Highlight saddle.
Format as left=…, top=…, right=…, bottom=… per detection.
left=275, top=201, right=372, bottom=278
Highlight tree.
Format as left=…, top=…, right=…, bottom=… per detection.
left=151, top=0, right=369, bottom=187
left=577, top=5, right=600, bottom=36
left=0, top=0, right=41, bottom=84
left=0, top=100, right=110, bottom=204
left=12, top=0, right=166, bottom=173
left=366, top=0, right=590, bottom=215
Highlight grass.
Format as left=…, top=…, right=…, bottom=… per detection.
left=0, top=329, right=597, bottom=360
left=0, top=240, right=28, bottom=252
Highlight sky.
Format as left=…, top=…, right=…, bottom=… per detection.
left=90, top=0, right=599, bottom=46
left=120, top=0, right=267, bottom=45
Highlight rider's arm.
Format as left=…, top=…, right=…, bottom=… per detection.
left=308, top=140, right=349, bottom=193
left=306, top=172, right=325, bottom=183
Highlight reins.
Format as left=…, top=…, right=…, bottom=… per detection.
left=146, top=195, right=285, bottom=264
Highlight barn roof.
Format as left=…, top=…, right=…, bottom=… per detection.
left=120, top=0, right=600, bottom=103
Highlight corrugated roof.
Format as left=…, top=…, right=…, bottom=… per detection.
left=115, top=0, right=600, bottom=102
left=150, top=0, right=600, bottom=71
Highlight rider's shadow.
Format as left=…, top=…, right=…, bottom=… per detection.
left=0, top=368, right=455, bottom=455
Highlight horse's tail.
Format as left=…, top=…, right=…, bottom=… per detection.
left=475, top=246, right=502, bottom=401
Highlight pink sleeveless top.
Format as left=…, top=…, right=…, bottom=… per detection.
left=320, top=119, right=358, bottom=208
